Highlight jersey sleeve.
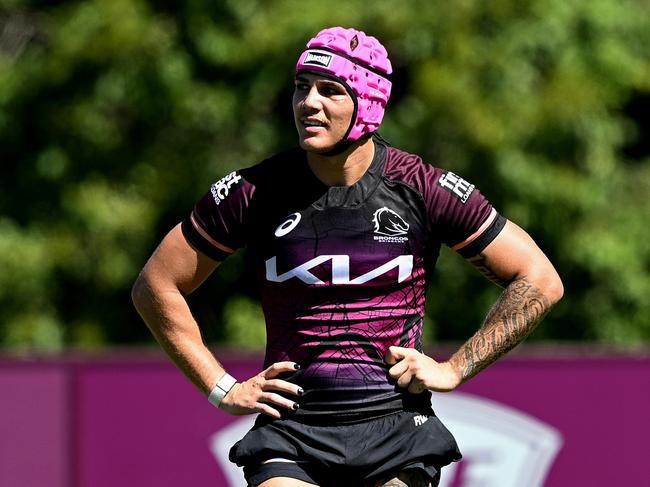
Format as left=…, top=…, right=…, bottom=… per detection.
left=181, top=170, right=253, bottom=261
left=426, top=169, right=506, bottom=258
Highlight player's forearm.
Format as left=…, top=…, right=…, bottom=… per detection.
left=449, top=276, right=562, bottom=383
left=131, top=277, right=224, bottom=395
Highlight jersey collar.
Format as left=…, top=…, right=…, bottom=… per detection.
left=307, top=141, right=387, bottom=209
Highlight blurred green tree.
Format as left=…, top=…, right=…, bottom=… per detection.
left=0, top=0, right=648, bottom=351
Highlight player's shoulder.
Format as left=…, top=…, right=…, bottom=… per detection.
left=205, top=147, right=303, bottom=207
left=383, top=145, right=444, bottom=191
left=383, top=145, right=482, bottom=207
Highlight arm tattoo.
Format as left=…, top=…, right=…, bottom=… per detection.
left=468, top=253, right=511, bottom=287
left=450, top=277, right=551, bottom=382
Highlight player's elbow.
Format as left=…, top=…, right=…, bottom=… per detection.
left=545, top=274, right=564, bottom=306
left=534, top=266, right=564, bottom=307
left=131, top=271, right=152, bottom=315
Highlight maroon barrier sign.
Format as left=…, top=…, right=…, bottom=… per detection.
left=1, top=351, right=648, bottom=487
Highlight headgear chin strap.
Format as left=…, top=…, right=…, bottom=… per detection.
left=296, top=27, right=392, bottom=148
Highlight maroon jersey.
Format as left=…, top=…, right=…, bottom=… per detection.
left=182, top=141, right=505, bottom=423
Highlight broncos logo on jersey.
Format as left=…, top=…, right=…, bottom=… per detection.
left=372, top=207, right=409, bottom=236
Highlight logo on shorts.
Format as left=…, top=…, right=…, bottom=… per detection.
left=413, top=415, right=429, bottom=426
left=210, top=171, right=242, bottom=205
left=438, top=171, right=475, bottom=204
left=303, top=50, right=333, bottom=68
left=372, top=207, right=409, bottom=243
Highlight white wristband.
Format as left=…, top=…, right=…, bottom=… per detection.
left=208, top=373, right=237, bottom=408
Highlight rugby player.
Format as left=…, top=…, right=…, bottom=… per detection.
left=132, top=26, right=563, bottom=487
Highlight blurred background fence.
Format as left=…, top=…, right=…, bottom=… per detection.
left=2, top=349, right=649, bottom=487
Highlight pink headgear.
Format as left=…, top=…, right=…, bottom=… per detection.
left=296, top=27, right=393, bottom=142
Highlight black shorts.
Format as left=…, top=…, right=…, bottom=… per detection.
left=229, top=411, right=462, bottom=487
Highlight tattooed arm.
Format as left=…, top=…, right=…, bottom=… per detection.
left=450, top=220, right=563, bottom=382
left=449, top=276, right=552, bottom=382
left=387, top=220, right=563, bottom=392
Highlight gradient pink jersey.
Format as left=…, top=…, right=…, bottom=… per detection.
left=183, top=142, right=505, bottom=423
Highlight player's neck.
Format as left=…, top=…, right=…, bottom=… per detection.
left=306, top=138, right=375, bottom=187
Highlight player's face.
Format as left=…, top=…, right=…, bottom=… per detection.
left=293, top=73, right=355, bottom=153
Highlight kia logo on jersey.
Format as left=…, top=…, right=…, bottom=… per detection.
left=265, top=255, right=413, bottom=285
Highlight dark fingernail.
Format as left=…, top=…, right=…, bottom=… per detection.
left=292, top=402, right=300, bottom=410
left=294, top=363, right=301, bottom=370
left=297, top=388, right=304, bottom=396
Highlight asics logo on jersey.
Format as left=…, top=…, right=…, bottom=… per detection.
left=266, top=255, right=413, bottom=285
left=275, top=213, right=302, bottom=237
left=373, top=207, right=409, bottom=243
